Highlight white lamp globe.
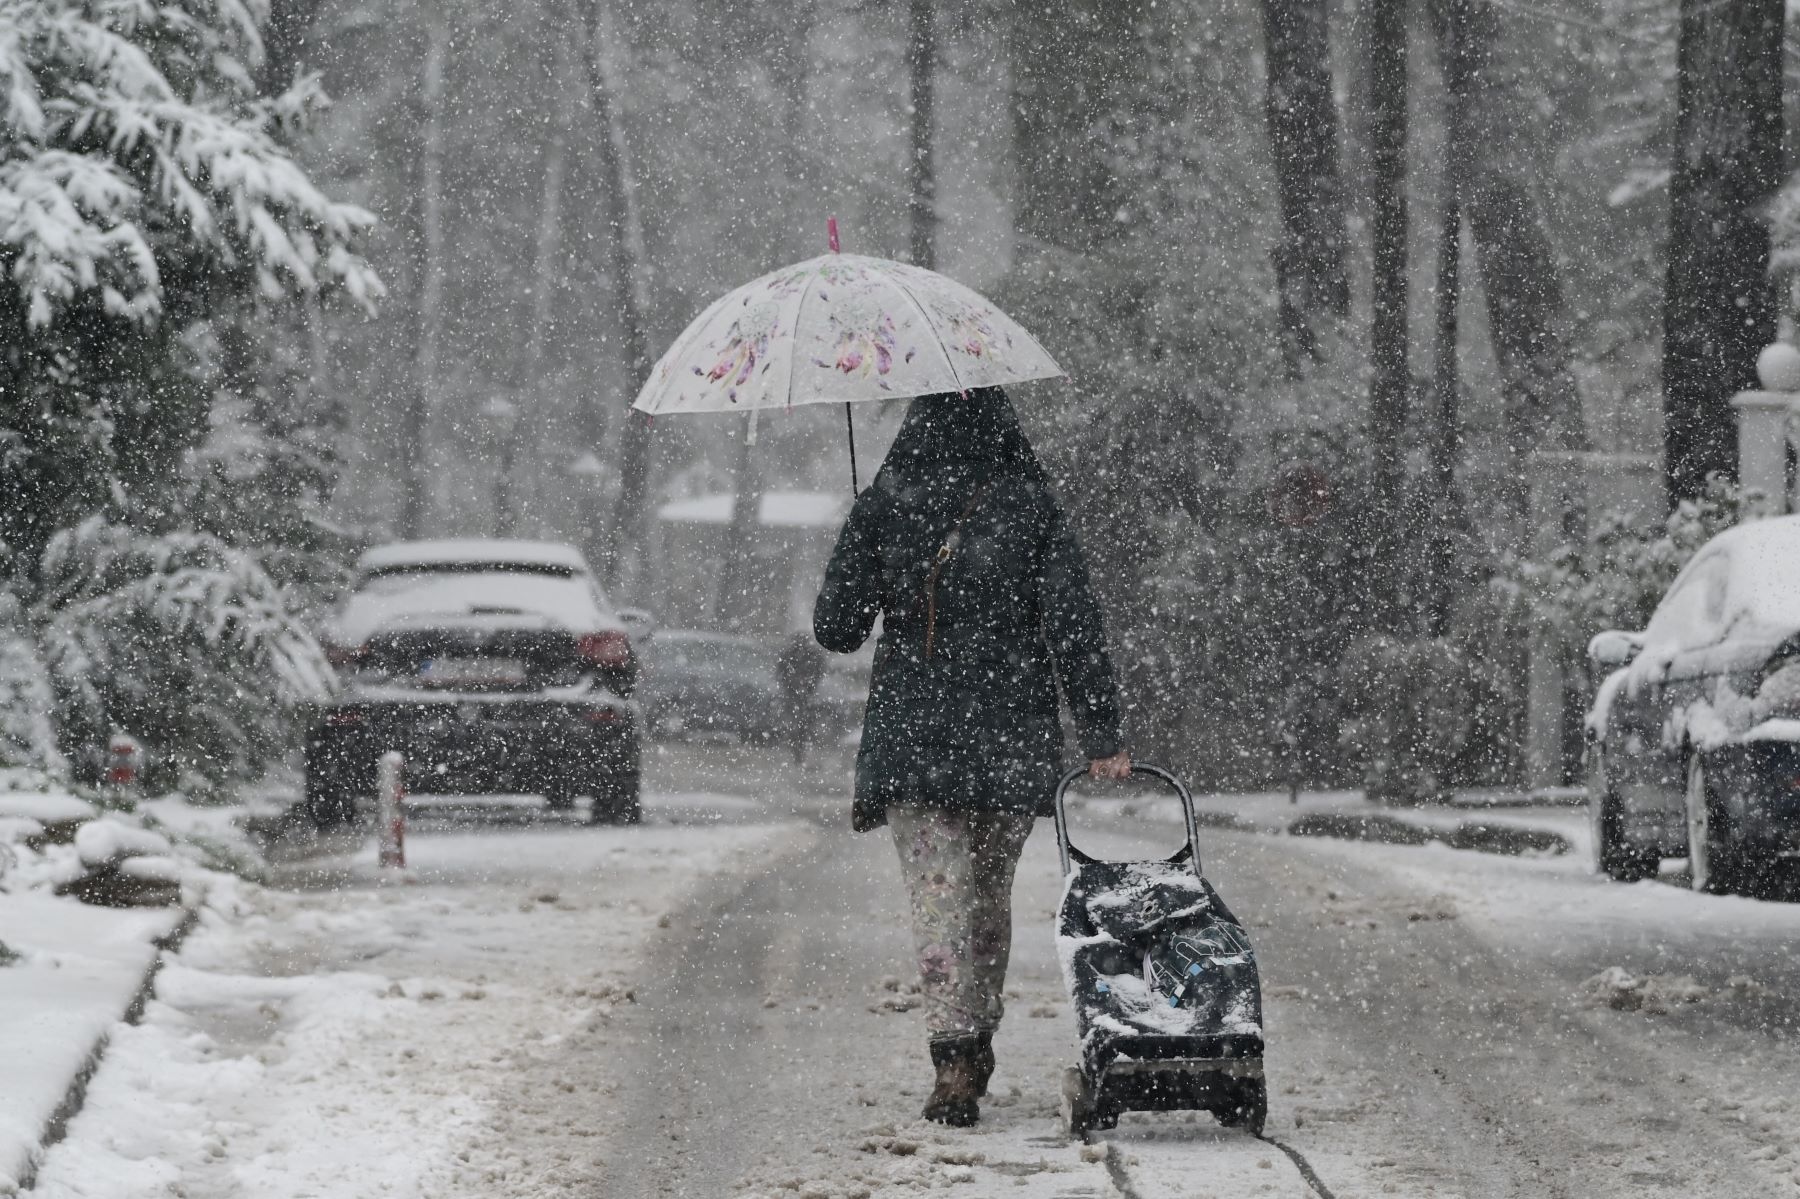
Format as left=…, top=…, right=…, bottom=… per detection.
left=1756, top=341, right=1800, bottom=392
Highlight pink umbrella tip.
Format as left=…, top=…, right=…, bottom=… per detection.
left=827, top=217, right=840, bottom=254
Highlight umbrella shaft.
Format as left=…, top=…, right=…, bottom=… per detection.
left=846, top=402, right=859, bottom=494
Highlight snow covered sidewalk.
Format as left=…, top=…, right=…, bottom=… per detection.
left=26, top=820, right=789, bottom=1199
left=0, top=782, right=218, bottom=1196
left=0, top=893, right=193, bottom=1194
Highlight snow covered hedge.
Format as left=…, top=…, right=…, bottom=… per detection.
left=1495, top=476, right=1761, bottom=647
left=28, top=518, right=333, bottom=790
left=0, top=0, right=376, bottom=788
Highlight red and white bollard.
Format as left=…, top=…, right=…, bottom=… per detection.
left=377, top=751, right=406, bottom=869
left=105, top=734, right=143, bottom=799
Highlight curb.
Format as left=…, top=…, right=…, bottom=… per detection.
left=1088, top=798, right=1578, bottom=860
left=12, top=901, right=200, bottom=1194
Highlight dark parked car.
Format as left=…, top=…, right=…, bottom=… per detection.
left=304, top=540, right=642, bottom=825
left=1585, top=515, right=1800, bottom=895
left=639, top=632, right=783, bottom=742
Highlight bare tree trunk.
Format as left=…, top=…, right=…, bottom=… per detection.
left=718, top=426, right=763, bottom=630
left=1424, top=0, right=1471, bottom=637
left=720, top=1, right=816, bottom=630
left=1365, top=0, right=1409, bottom=627
left=769, top=0, right=816, bottom=258
left=400, top=18, right=449, bottom=540
left=1009, top=1, right=1133, bottom=257
left=907, top=0, right=937, bottom=270
left=1436, top=0, right=1585, bottom=525
left=1259, top=0, right=1351, bottom=372
left=261, top=0, right=322, bottom=92
left=499, top=12, right=577, bottom=537
left=583, top=0, right=654, bottom=593
left=1663, top=0, right=1785, bottom=503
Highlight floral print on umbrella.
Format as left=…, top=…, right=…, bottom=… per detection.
left=814, top=297, right=907, bottom=388
left=926, top=295, right=1014, bottom=361
left=694, top=301, right=780, bottom=403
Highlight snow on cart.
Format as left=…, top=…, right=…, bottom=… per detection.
left=1053, top=764, right=1266, bottom=1136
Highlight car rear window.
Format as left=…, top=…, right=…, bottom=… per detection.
left=338, top=566, right=607, bottom=641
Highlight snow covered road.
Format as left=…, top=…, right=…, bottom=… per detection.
left=29, top=746, right=1800, bottom=1198
left=1233, top=831, right=1800, bottom=1198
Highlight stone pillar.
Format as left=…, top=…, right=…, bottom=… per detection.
left=1731, top=391, right=1794, bottom=514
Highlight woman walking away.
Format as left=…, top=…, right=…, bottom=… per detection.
left=813, top=388, right=1129, bottom=1128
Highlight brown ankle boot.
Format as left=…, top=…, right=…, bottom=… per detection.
left=972, top=1031, right=995, bottom=1098
left=922, top=1036, right=981, bottom=1126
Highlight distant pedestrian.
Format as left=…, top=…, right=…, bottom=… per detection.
left=813, top=388, right=1128, bottom=1128
left=775, top=631, right=827, bottom=765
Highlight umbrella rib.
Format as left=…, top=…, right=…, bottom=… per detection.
left=885, top=272, right=968, bottom=397
left=783, top=259, right=822, bottom=411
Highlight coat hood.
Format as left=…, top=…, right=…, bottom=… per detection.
left=873, top=388, right=1048, bottom=490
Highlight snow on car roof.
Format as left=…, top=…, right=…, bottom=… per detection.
left=356, top=540, right=591, bottom=575
left=1713, top=515, right=1800, bottom=632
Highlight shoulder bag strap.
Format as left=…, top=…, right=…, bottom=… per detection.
left=922, top=480, right=991, bottom=661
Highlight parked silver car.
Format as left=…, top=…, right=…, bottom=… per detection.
left=1585, top=515, right=1800, bottom=895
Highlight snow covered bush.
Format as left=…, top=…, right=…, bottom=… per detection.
left=1335, top=636, right=1507, bottom=806
left=1495, top=475, right=1762, bottom=645
left=0, top=0, right=376, bottom=788
left=0, top=597, right=64, bottom=774
left=27, top=518, right=332, bottom=792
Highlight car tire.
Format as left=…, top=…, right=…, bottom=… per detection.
left=1590, top=754, right=1658, bottom=882
left=1687, top=754, right=1758, bottom=896
left=303, top=768, right=357, bottom=830
left=589, top=769, right=642, bottom=826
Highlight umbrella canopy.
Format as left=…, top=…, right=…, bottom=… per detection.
left=631, top=253, right=1064, bottom=416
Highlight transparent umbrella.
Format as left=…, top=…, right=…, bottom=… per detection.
left=631, top=227, right=1064, bottom=490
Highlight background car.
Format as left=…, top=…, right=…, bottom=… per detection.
left=638, top=631, right=784, bottom=742
left=1585, top=514, right=1800, bottom=895
left=303, top=540, right=641, bottom=826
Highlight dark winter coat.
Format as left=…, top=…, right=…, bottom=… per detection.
left=813, top=389, right=1123, bottom=832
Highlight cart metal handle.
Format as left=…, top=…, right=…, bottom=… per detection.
left=1053, top=763, right=1204, bottom=882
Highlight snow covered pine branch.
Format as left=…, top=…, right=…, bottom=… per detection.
left=0, top=0, right=382, bottom=326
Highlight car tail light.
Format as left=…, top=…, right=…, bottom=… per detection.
left=326, top=707, right=365, bottom=727
left=578, top=630, right=633, bottom=669
left=325, top=642, right=366, bottom=668
left=584, top=707, right=620, bottom=723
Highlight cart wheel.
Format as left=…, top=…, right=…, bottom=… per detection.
left=1060, top=1067, right=1098, bottom=1137
left=1216, top=1077, right=1267, bottom=1137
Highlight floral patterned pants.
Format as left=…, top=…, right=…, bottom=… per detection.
left=887, top=806, right=1035, bottom=1041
